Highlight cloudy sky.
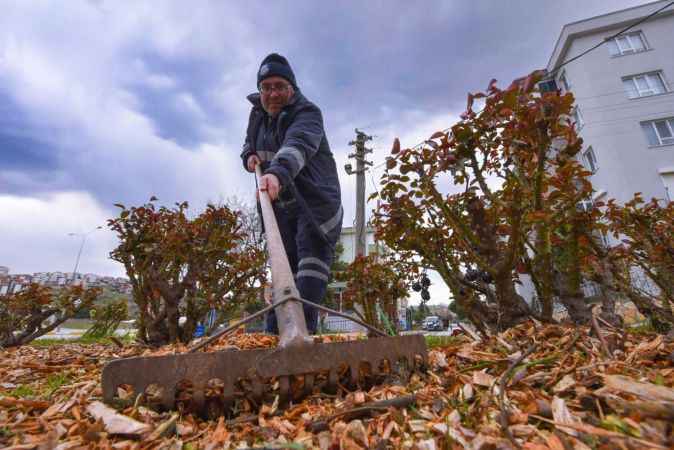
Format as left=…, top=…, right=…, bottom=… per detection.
left=0, top=0, right=649, bottom=302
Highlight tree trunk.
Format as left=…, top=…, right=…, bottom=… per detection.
left=454, top=290, right=493, bottom=337
left=556, top=216, right=592, bottom=324
left=165, top=299, right=180, bottom=343
left=590, top=257, right=624, bottom=328
left=559, top=292, right=592, bottom=324
left=598, top=286, right=623, bottom=328
left=146, top=305, right=169, bottom=346
left=493, top=274, right=531, bottom=330
left=535, top=233, right=554, bottom=321
left=556, top=273, right=592, bottom=324
left=182, top=295, right=199, bottom=342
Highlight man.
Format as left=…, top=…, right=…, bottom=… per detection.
left=241, top=53, right=343, bottom=334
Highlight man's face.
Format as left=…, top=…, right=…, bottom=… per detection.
left=259, top=76, right=294, bottom=116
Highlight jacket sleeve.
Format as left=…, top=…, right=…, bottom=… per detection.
left=240, top=141, right=256, bottom=173
left=266, top=106, right=324, bottom=186
left=240, top=107, right=259, bottom=172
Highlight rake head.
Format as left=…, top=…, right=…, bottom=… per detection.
left=102, top=334, right=427, bottom=417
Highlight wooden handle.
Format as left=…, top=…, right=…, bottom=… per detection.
left=255, top=165, right=311, bottom=347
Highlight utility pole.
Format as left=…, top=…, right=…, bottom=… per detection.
left=345, top=129, right=373, bottom=258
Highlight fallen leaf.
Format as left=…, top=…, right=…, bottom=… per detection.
left=551, top=396, right=581, bottom=437
left=472, top=370, right=495, bottom=387
left=553, top=374, right=576, bottom=394
left=602, top=374, right=674, bottom=402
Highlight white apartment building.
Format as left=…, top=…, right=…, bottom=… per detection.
left=546, top=0, right=674, bottom=205
left=518, top=1, right=674, bottom=304
left=336, top=226, right=383, bottom=264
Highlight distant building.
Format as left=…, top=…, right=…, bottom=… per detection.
left=326, top=225, right=407, bottom=330
left=0, top=268, right=131, bottom=296
left=336, top=226, right=385, bottom=264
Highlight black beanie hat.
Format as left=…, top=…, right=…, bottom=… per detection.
left=257, top=53, right=297, bottom=89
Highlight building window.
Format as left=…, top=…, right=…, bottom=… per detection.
left=607, top=31, right=647, bottom=56
left=622, top=72, right=667, bottom=98
left=572, top=106, right=584, bottom=130
left=538, top=79, right=558, bottom=93
left=641, top=118, right=674, bottom=146
left=582, top=146, right=598, bottom=173
left=558, top=71, right=570, bottom=92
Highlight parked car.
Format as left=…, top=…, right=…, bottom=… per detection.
left=422, top=315, right=443, bottom=331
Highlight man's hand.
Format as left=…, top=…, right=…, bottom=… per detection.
left=259, top=173, right=281, bottom=201
left=246, top=154, right=261, bottom=172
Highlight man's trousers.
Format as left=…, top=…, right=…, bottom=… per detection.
left=265, top=201, right=337, bottom=334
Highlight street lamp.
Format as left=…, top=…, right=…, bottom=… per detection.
left=68, top=226, right=102, bottom=284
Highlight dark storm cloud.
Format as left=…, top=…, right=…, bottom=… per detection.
left=233, top=0, right=647, bottom=124
left=122, top=51, right=231, bottom=147
left=0, top=0, right=654, bottom=276
left=0, top=93, right=60, bottom=171
left=0, top=0, right=649, bottom=205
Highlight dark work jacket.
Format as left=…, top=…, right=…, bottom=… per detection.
left=240, top=90, right=343, bottom=243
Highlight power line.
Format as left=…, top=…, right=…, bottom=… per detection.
left=368, top=169, right=380, bottom=197
left=548, top=0, right=674, bottom=77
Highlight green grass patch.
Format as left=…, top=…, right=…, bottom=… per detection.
left=44, top=372, right=71, bottom=397
left=626, top=321, right=656, bottom=335
left=9, top=384, right=36, bottom=398
left=60, top=318, right=135, bottom=331
left=425, top=335, right=461, bottom=348
left=30, top=332, right=136, bottom=347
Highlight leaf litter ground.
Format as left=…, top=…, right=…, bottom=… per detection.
left=1, top=322, right=673, bottom=449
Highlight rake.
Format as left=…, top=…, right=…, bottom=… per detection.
left=101, top=166, right=427, bottom=417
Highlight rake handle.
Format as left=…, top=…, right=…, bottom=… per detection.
left=256, top=165, right=312, bottom=348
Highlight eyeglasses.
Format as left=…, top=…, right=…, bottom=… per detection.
left=259, top=82, right=291, bottom=95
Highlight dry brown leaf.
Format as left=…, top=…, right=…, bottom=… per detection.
left=626, top=335, right=663, bottom=364
left=207, top=416, right=229, bottom=446
left=545, top=433, right=566, bottom=450
left=472, top=370, right=495, bottom=387
left=550, top=396, right=581, bottom=437
left=340, top=419, right=368, bottom=449
left=2, top=322, right=673, bottom=449
left=85, top=402, right=150, bottom=437
left=382, top=420, right=398, bottom=439
left=317, top=430, right=332, bottom=450
left=602, top=374, right=674, bottom=402
left=0, top=396, right=50, bottom=410
left=462, top=383, right=474, bottom=401
left=416, top=438, right=437, bottom=450
left=552, top=374, right=576, bottom=394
